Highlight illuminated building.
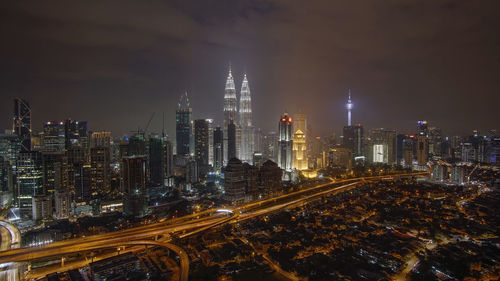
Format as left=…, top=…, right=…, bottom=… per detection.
left=42, top=152, right=68, bottom=195
left=194, top=119, right=209, bottom=177
left=90, top=131, right=112, bottom=148
left=368, top=128, right=396, bottom=164
left=223, top=65, right=237, bottom=164
left=278, top=113, right=293, bottom=171
left=253, top=152, right=263, bottom=168
left=242, top=163, right=259, bottom=202
left=176, top=92, right=192, bottom=156
left=293, top=113, right=308, bottom=169
left=13, top=98, right=31, bottom=152
left=342, top=124, right=364, bottom=162
left=54, top=189, right=71, bottom=219
left=346, top=89, right=353, bottom=126
left=206, top=119, right=214, bottom=167
left=64, top=119, right=88, bottom=150
left=0, top=158, right=12, bottom=207
left=417, top=134, right=428, bottom=166
left=17, top=151, right=43, bottom=218
left=238, top=74, right=254, bottom=163
left=90, top=146, right=111, bottom=198
left=403, top=135, right=415, bottom=168
left=293, top=129, right=308, bottom=170
left=122, top=155, right=148, bottom=218
left=213, top=127, right=224, bottom=172
left=43, top=121, right=66, bottom=152
left=417, top=120, right=428, bottom=136
left=227, top=121, right=237, bottom=160
left=74, top=162, right=91, bottom=203
left=32, top=194, right=52, bottom=221
left=224, top=158, right=245, bottom=204
left=186, top=159, right=198, bottom=183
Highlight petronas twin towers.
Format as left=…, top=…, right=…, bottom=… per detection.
left=223, top=65, right=254, bottom=164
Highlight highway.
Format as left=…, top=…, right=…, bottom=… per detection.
left=0, top=220, right=21, bottom=281
left=0, top=172, right=428, bottom=280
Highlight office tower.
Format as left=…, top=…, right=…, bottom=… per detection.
left=194, top=119, right=209, bottom=177
left=90, top=146, right=111, bottom=198
left=293, top=129, right=307, bottom=170
left=42, top=152, right=68, bottom=195
left=417, top=134, right=428, bottom=166
left=403, top=135, right=415, bottom=168
left=223, top=66, right=237, bottom=163
left=91, top=132, right=112, bottom=148
left=252, top=152, right=264, bottom=168
left=417, top=120, right=428, bottom=136
left=163, top=140, right=174, bottom=178
left=263, top=131, right=278, bottom=162
left=17, top=151, right=43, bottom=218
left=254, top=128, right=263, bottom=153
left=278, top=113, right=293, bottom=171
left=54, top=189, right=71, bottom=219
left=176, top=92, right=192, bottom=156
left=342, top=124, right=364, bottom=162
left=148, top=136, right=164, bottom=186
left=186, top=159, right=199, bottom=183
left=13, top=98, right=31, bottom=152
left=238, top=74, right=254, bottom=163
left=213, top=127, right=224, bottom=172
left=127, top=133, right=146, bottom=156
left=228, top=121, right=237, bottom=160
left=327, top=147, right=352, bottom=169
left=43, top=121, right=66, bottom=152
left=0, top=133, right=21, bottom=169
left=368, top=128, right=396, bottom=164
left=206, top=119, right=214, bottom=167
left=0, top=158, right=12, bottom=207
left=396, top=134, right=406, bottom=165
left=242, top=163, right=259, bottom=201
left=224, top=158, right=245, bottom=204
left=74, top=162, right=91, bottom=203
left=122, top=156, right=148, bottom=218
left=65, top=119, right=88, bottom=149
left=428, top=126, right=442, bottom=158
left=32, top=194, right=52, bottom=220
left=346, top=90, right=353, bottom=126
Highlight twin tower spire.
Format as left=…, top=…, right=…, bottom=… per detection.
left=223, top=64, right=254, bottom=163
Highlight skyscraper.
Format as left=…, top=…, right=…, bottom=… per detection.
left=194, top=119, right=209, bottom=177
left=17, top=151, right=43, bottom=218
left=228, top=121, right=237, bottom=160
left=206, top=119, right=214, bottom=167
left=293, top=113, right=308, bottom=169
left=13, top=98, right=31, bottom=152
left=148, top=136, right=164, bottom=186
left=65, top=119, right=88, bottom=150
left=122, top=155, right=148, bottom=218
left=176, top=92, right=192, bottom=156
left=223, top=65, right=237, bottom=164
left=278, top=113, right=293, bottom=171
left=343, top=124, right=364, bottom=161
left=213, top=127, right=224, bottom=172
left=43, top=121, right=66, bottom=152
left=238, top=74, right=254, bottom=163
left=163, top=140, right=174, bottom=179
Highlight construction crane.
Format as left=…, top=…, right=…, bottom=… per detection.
left=137, top=112, right=155, bottom=138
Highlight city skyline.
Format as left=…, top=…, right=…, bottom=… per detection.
left=1, top=1, right=499, bottom=137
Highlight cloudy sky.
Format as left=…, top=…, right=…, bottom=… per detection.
left=1, top=0, right=499, bottom=137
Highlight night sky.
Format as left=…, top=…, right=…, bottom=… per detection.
left=1, top=1, right=499, bottom=138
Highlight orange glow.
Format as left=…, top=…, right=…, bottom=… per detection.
left=288, top=117, right=292, bottom=122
